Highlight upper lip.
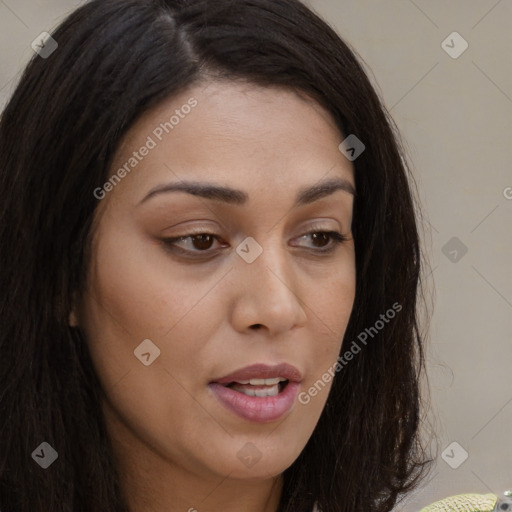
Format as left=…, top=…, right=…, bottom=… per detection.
left=211, top=363, right=303, bottom=385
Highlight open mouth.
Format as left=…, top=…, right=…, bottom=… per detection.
left=223, top=377, right=289, bottom=397
left=209, top=366, right=301, bottom=422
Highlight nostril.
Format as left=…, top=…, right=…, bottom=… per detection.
left=250, top=324, right=262, bottom=330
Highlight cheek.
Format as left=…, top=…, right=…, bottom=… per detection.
left=315, top=278, right=355, bottom=335
left=309, top=256, right=356, bottom=342
left=79, top=224, right=227, bottom=397
left=78, top=235, right=224, bottom=465
left=83, top=224, right=205, bottom=342
left=301, top=260, right=356, bottom=401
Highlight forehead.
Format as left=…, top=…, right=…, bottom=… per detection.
left=101, top=79, right=354, bottom=210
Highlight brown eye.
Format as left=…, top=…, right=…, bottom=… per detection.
left=190, top=234, right=215, bottom=250
left=310, top=232, right=330, bottom=247
left=162, top=232, right=226, bottom=256
left=294, top=231, right=348, bottom=253
left=162, top=229, right=348, bottom=259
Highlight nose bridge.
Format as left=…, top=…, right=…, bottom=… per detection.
left=231, top=233, right=307, bottom=332
left=240, top=230, right=292, bottom=293
left=253, top=245, right=292, bottom=298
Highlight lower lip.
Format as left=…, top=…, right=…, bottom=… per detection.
left=208, top=382, right=300, bottom=423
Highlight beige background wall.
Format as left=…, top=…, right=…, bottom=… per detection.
left=1, top=1, right=511, bottom=510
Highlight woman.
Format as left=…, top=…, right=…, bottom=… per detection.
left=0, top=0, right=431, bottom=510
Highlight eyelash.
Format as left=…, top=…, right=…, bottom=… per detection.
left=161, top=229, right=349, bottom=258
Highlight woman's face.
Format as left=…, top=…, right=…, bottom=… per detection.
left=73, top=80, right=356, bottom=484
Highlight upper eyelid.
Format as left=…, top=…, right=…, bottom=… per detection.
left=164, top=224, right=345, bottom=240
left=160, top=217, right=347, bottom=234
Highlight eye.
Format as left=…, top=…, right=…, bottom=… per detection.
left=161, top=229, right=349, bottom=258
left=162, top=233, right=226, bottom=255
left=293, top=230, right=349, bottom=253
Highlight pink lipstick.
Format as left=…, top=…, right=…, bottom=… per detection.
left=208, top=363, right=302, bottom=423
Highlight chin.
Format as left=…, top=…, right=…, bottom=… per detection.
left=222, top=442, right=302, bottom=480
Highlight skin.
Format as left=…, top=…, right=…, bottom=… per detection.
left=71, top=80, right=356, bottom=512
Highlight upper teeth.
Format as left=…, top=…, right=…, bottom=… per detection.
left=235, top=378, right=287, bottom=385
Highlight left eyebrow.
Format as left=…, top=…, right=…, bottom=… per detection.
left=137, top=176, right=355, bottom=207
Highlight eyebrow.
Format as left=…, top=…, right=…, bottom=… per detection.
left=138, top=176, right=355, bottom=207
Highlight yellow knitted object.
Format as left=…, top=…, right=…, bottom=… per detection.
left=420, top=493, right=499, bottom=512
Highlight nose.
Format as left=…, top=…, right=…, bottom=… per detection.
left=228, top=240, right=308, bottom=336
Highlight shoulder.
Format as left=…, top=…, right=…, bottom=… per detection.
left=313, top=493, right=502, bottom=512
left=420, top=493, right=499, bottom=511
